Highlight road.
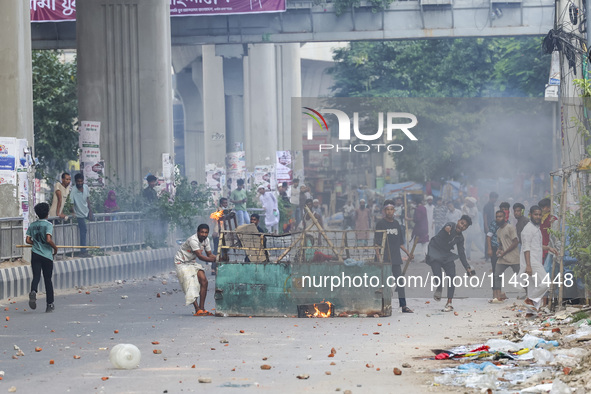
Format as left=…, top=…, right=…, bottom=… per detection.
left=0, top=261, right=510, bottom=394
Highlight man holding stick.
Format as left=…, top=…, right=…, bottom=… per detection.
left=26, top=202, right=58, bottom=313
left=374, top=199, right=414, bottom=313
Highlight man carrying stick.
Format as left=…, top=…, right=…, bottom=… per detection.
left=26, top=202, right=58, bottom=313
left=374, top=199, right=414, bottom=313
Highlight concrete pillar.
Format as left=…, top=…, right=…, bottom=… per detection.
left=77, top=0, right=173, bottom=186
left=245, top=44, right=278, bottom=169
left=215, top=45, right=246, bottom=154
left=0, top=1, right=33, bottom=218
left=276, top=43, right=303, bottom=179
left=202, top=45, right=227, bottom=168
left=173, top=54, right=205, bottom=183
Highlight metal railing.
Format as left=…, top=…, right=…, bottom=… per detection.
left=0, top=212, right=166, bottom=261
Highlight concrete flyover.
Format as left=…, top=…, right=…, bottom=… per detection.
left=31, top=0, right=554, bottom=49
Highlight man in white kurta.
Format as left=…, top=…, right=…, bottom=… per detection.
left=520, top=206, right=557, bottom=311
left=258, top=187, right=279, bottom=234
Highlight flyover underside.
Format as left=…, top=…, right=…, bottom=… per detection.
left=32, top=0, right=554, bottom=49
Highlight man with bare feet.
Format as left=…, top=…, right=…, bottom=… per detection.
left=174, top=224, right=217, bottom=315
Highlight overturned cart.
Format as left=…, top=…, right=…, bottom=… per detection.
left=214, top=220, right=393, bottom=317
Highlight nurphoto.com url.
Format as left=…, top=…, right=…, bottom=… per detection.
left=300, top=272, right=575, bottom=292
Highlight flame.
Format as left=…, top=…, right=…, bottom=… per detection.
left=210, top=210, right=224, bottom=221
left=305, top=301, right=332, bottom=318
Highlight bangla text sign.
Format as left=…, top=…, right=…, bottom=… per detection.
left=30, top=0, right=286, bottom=21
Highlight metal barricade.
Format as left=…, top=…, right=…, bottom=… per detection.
left=0, top=212, right=165, bottom=261
left=0, top=217, right=24, bottom=261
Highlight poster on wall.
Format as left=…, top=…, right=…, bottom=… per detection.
left=226, top=151, right=246, bottom=191
left=16, top=139, right=32, bottom=169
left=17, top=170, right=29, bottom=216
left=79, top=121, right=101, bottom=148
left=83, top=161, right=105, bottom=187
left=80, top=147, right=101, bottom=163
left=0, top=171, right=17, bottom=186
left=163, top=153, right=174, bottom=184
left=275, top=151, right=292, bottom=185
left=205, top=165, right=225, bottom=191
left=0, top=137, right=17, bottom=171
left=253, top=165, right=275, bottom=191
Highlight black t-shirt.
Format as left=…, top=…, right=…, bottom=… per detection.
left=374, top=219, right=403, bottom=265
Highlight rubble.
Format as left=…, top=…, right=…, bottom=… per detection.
left=431, top=306, right=591, bottom=393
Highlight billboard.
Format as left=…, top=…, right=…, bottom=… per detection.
left=30, top=0, right=286, bottom=21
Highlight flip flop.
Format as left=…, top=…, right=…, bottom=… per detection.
left=193, top=310, right=214, bottom=316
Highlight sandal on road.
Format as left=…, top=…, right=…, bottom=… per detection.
left=401, top=306, right=414, bottom=313
left=442, top=303, right=454, bottom=312
left=193, top=310, right=214, bottom=316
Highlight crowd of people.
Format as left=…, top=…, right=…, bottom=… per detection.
left=33, top=172, right=565, bottom=318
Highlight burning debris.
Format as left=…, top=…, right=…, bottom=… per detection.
left=297, top=302, right=334, bottom=318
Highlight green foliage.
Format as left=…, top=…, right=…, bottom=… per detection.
left=565, top=195, right=591, bottom=290
left=332, top=0, right=393, bottom=16
left=573, top=78, right=591, bottom=98
left=145, top=176, right=213, bottom=239
left=245, top=183, right=261, bottom=210
left=32, top=50, right=78, bottom=178
left=329, top=37, right=552, bottom=182
left=85, top=171, right=213, bottom=243
left=88, top=181, right=143, bottom=214
left=572, top=311, right=590, bottom=323
left=330, top=37, right=550, bottom=98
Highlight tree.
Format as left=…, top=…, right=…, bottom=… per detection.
left=328, top=37, right=552, bottom=182
left=32, top=50, right=78, bottom=178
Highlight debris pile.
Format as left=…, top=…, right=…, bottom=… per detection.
left=432, top=306, right=591, bottom=393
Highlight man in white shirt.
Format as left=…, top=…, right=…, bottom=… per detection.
left=49, top=172, right=71, bottom=218
left=520, top=205, right=557, bottom=313
left=258, top=186, right=279, bottom=234
left=445, top=201, right=462, bottom=224
left=175, top=224, right=216, bottom=315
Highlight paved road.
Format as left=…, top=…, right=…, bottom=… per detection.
left=0, top=264, right=509, bottom=394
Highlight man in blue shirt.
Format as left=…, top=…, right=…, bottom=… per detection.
left=71, top=173, right=94, bottom=256
left=26, top=202, right=58, bottom=312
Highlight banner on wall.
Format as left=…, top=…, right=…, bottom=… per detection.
left=30, top=0, right=286, bottom=21
left=275, top=151, right=292, bottom=185
left=0, top=137, right=17, bottom=171
left=226, top=151, right=246, bottom=191
left=79, top=121, right=101, bottom=148
left=81, top=147, right=100, bottom=163
left=83, top=161, right=105, bottom=187
left=205, top=165, right=225, bottom=191
left=253, top=165, right=275, bottom=191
